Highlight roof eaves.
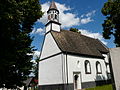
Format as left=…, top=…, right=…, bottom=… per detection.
left=63, top=51, right=104, bottom=59
left=97, top=39, right=109, bottom=50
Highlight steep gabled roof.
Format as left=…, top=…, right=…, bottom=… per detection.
left=51, top=30, right=109, bottom=58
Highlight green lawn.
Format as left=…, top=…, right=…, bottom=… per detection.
left=85, top=84, right=113, bottom=90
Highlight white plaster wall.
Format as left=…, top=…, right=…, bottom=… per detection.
left=39, top=54, right=63, bottom=85
left=103, top=54, right=109, bottom=63
left=52, top=23, right=60, bottom=32
left=110, top=48, right=120, bottom=90
left=103, top=54, right=111, bottom=74
left=40, top=33, right=61, bottom=60
left=67, top=54, right=108, bottom=84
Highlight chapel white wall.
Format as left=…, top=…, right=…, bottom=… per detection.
left=102, top=54, right=109, bottom=63
left=103, top=54, right=111, bottom=74
left=40, top=33, right=61, bottom=60
left=39, top=54, right=64, bottom=85
left=110, top=48, right=120, bottom=90
left=66, top=54, right=108, bottom=84
left=52, top=23, right=60, bottom=32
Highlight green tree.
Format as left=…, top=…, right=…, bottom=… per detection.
left=70, top=28, right=81, bottom=33
left=33, top=57, right=39, bottom=80
left=101, top=0, right=120, bottom=47
left=0, top=0, right=43, bottom=89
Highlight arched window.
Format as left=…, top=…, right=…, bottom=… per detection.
left=51, top=14, right=53, bottom=18
left=96, top=61, right=102, bottom=74
left=55, top=14, right=57, bottom=19
left=85, top=60, right=91, bottom=74
left=106, top=64, right=110, bottom=73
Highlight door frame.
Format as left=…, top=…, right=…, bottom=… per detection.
left=73, top=72, right=82, bottom=90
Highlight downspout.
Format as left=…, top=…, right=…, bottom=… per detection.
left=66, top=52, right=68, bottom=89
left=61, top=53, right=65, bottom=90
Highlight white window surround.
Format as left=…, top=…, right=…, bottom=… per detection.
left=106, top=64, right=110, bottom=73
left=96, top=61, right=102, bottom=74
left=85, top=60, right=91, bottom=74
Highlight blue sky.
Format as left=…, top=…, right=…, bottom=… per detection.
left=31, top=0, right=116, bottom=56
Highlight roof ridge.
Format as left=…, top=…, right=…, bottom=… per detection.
left=80, top=33, right=97, bottom=40
left=61, top=30, right=98, bottom=40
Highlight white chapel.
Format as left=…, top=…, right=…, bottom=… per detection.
left=38, top=1, right=111, bottom=90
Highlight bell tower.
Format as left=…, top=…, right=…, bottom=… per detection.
left=45, top=1, right=61, bottom=33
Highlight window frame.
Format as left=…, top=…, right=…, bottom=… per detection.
left=55, top=14, right=57, bottom=19
left=106, top=63, right=110, bottom=74
left=85, top=60, right=91, bottom=74
left=96, top=61, right=102, bottom=74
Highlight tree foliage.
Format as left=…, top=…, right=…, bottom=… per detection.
left=0, top=0, right=43, bottom=88
left=101, top=0, right=120, bottom=47
left=69, top=28, right=81, bottom=33
left=33, top=57, right=39, bottom=80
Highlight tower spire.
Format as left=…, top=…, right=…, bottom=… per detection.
left=47, top=0, right=59, bottom=13
left=49, top=0, right=57, bottom=10
left=45, top=1, right=61, bottom=33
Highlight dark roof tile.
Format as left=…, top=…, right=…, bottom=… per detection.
left=51, top=30, right=108, bottom=58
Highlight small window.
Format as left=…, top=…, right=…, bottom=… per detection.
left=85, top=60, right=91, bottom=74
left=51, top=14, right=53, bottom=18
left=96, top=61, right=102, bottom=74
left=106, top=64, right=110, bottom=73
left=55, top=14, right=57, bottom=19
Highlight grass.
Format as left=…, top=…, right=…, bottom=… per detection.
left=85, top=84, right=113, bottom=90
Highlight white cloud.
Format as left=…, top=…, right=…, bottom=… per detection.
left=79, top=29, right=107, bottom=45
left=80, top=10, right=96, bottom=24
left=38, top=2, right=50, bottom=24
left=31, top=28, right=45, bottom=35
left=30, top=51, right=40, bottom=65
left=37, top=2, right=96, bottom=28
left=33, top=51, right=40, bottom=58
left=27, top=51, right=40, bottom=59
left=86, top=10, right=96, bottom=17
left=38, top=2, right=80, bottom=28
left=80, top=17, right=93, bottom=24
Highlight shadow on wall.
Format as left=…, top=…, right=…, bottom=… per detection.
left=95, top=75, right=111, bottom=86
left=95, top=75, right=106, bottom=80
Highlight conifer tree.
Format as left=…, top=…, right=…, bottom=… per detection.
left=0, top=0, right=43, bottom=88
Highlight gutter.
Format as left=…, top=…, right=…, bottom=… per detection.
left=66, top=52, right=68, bottom=85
